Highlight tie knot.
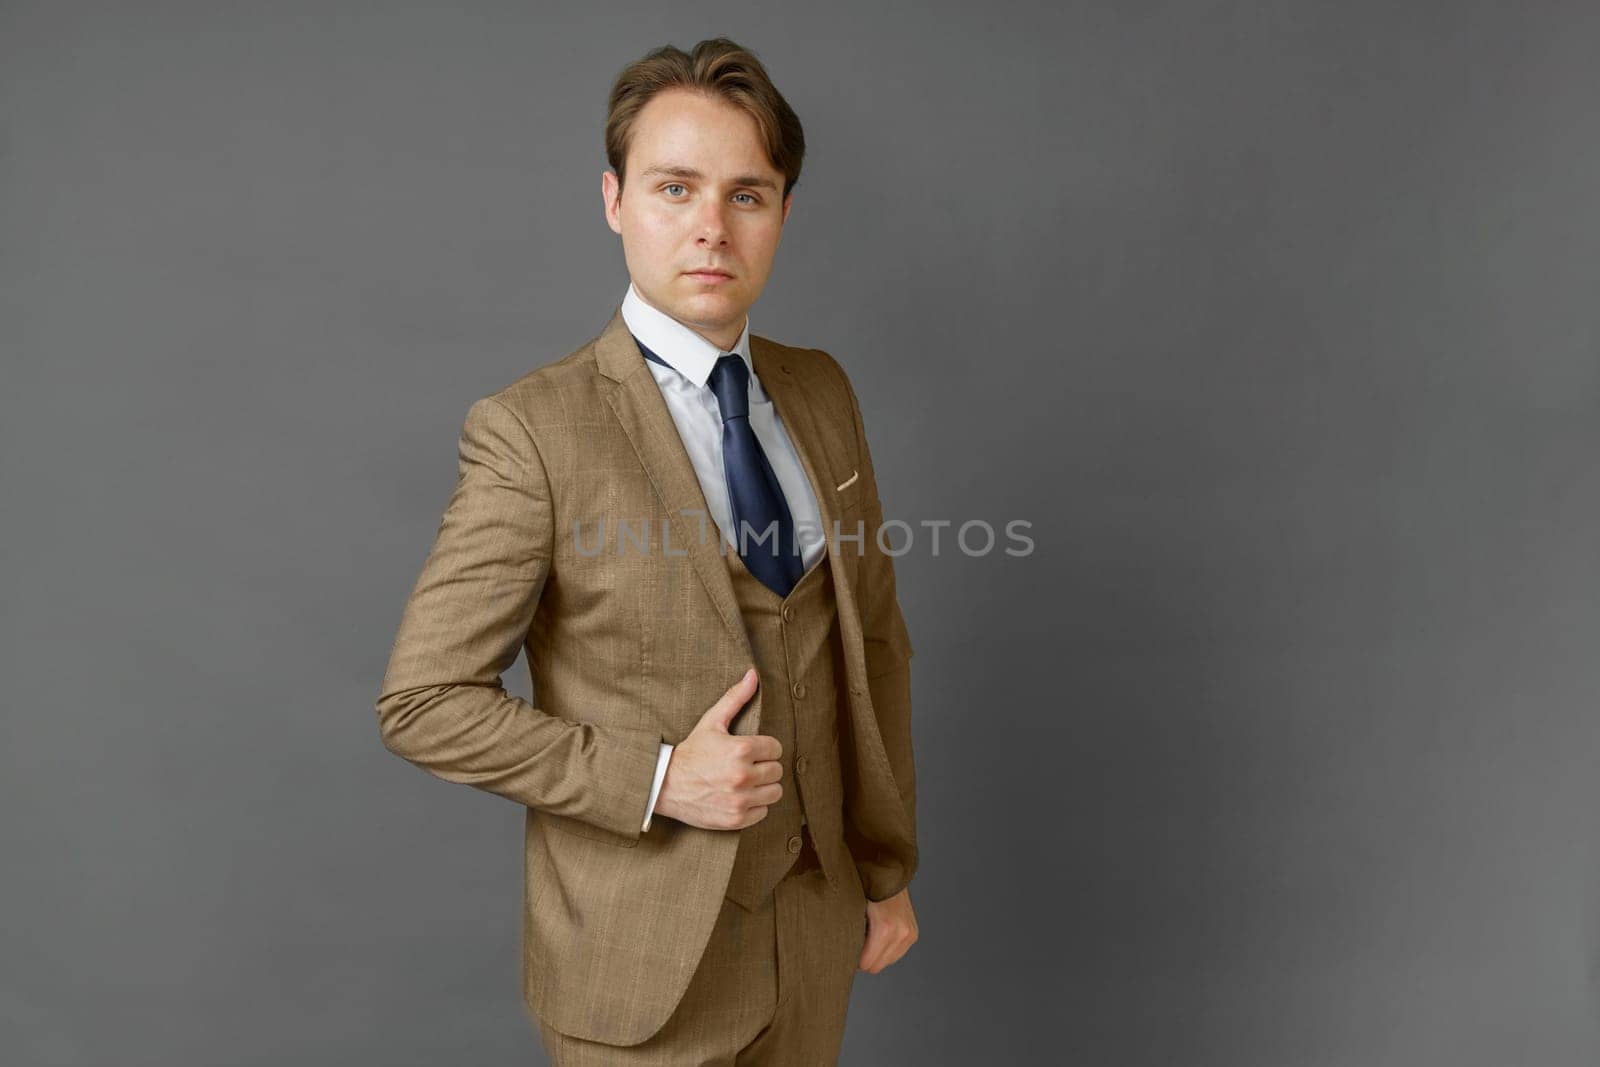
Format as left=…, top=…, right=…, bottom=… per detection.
left=707, top=353, right=750, bottom=422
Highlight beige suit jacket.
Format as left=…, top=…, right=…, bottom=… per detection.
left=375, top=307, right=917, bottom=1044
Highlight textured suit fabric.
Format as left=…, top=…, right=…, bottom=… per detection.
left=722, top=542, right=849, bottom=911
left=536, top=828, right=868, bottom=1064
left=375, top=308, right=916, bottom=1046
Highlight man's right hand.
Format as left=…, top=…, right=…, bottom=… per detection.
left=654, top=668, right=783, bottom=831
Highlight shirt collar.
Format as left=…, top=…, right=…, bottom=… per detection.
left=620, top=281, right=756, bottom=392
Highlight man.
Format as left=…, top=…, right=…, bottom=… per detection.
left=376, top=37, right=919, bottom=1063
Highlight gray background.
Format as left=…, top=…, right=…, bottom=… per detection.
left=3, top=1, right=1597, bottom=1064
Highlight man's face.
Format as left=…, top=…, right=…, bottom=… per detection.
left=603, top=89, right=792, bottom=350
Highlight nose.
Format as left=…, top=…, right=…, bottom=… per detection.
left=695, top=199, right=730, bottom=247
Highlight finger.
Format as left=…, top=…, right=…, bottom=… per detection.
left=859, top=914, right=889, bottom=972
left=877, top=934, right=911, bottom=971
left=750, top=760, right=785, bottom=785
left=745, top=733, right=783, bottom=762
left=700, top=668, right=758, bottom=732
left=747, top=782, right=782, bottom=806
left=868, top=929, right=910, bottom=973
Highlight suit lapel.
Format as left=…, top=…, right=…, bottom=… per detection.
left=595, top=308, right=751, bottom=656
left=754, top=340, right=877, bottom=714
left=750, top=337, right=849, bottom=583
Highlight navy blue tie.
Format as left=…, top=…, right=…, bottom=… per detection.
left=636, top=339, right=805, bottom=597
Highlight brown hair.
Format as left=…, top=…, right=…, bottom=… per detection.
left=605, top=37, right=806, bottom=200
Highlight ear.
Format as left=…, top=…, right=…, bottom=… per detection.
left=602, top=171, right=623, bottom=235
left=781, top=191, right=793, bottom=225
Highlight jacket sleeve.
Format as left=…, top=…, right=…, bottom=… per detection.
left=826, top=355, right=920, bottom=901
left=375, top=396, right=662, bottom=839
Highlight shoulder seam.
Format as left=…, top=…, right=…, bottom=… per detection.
left=478, top=394, right=555, bottom=497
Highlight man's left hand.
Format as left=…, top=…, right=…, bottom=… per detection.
left=858, top=888, right=918, bottom=973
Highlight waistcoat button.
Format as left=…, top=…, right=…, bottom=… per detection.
left=782, top=605, right=795, bottom=622
left=792, top=682, right=806, bottom=699
left=796, top=756, right=809, bottom=774
left=787, top=834, right=803, bottom=854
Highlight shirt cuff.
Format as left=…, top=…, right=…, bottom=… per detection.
left=642, top=742, right=674, bottom=832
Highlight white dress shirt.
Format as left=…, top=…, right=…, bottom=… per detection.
left=620, top=282, right=825, bottom=830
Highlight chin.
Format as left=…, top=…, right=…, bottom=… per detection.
left=678, top=293, right=742, bottom=323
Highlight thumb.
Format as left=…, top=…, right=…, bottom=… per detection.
left=698, top=667, right=758, bottom=734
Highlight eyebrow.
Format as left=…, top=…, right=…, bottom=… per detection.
left=638, top=164, right=780, bottom=192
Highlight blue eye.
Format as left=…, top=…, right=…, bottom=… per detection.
left=664, top=184, right=687, bottom=196
left=733, top=193, right=757, bottom=205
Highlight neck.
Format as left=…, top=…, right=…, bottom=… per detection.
left=700, top=325, right=742, bottom=351
left=633, top=286, right=744, bottom=351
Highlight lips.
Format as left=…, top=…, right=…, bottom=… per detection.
left=685, top=269, right=733, bottom=280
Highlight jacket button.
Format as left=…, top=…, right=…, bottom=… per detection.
left=787, top=834, right=803, bottom=854
left=796, top=756, right=809, bottom=774
left=792, top=682, right=806, bottom=699
left=850, top=684, right=864, bottom=696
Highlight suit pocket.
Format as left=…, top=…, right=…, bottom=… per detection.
left=833, top=477, right=866, bottom=516
left=540, top=810, right=640, bottom=848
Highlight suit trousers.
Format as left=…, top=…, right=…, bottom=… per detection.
left=535, top=826, right=869, bottom=1065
